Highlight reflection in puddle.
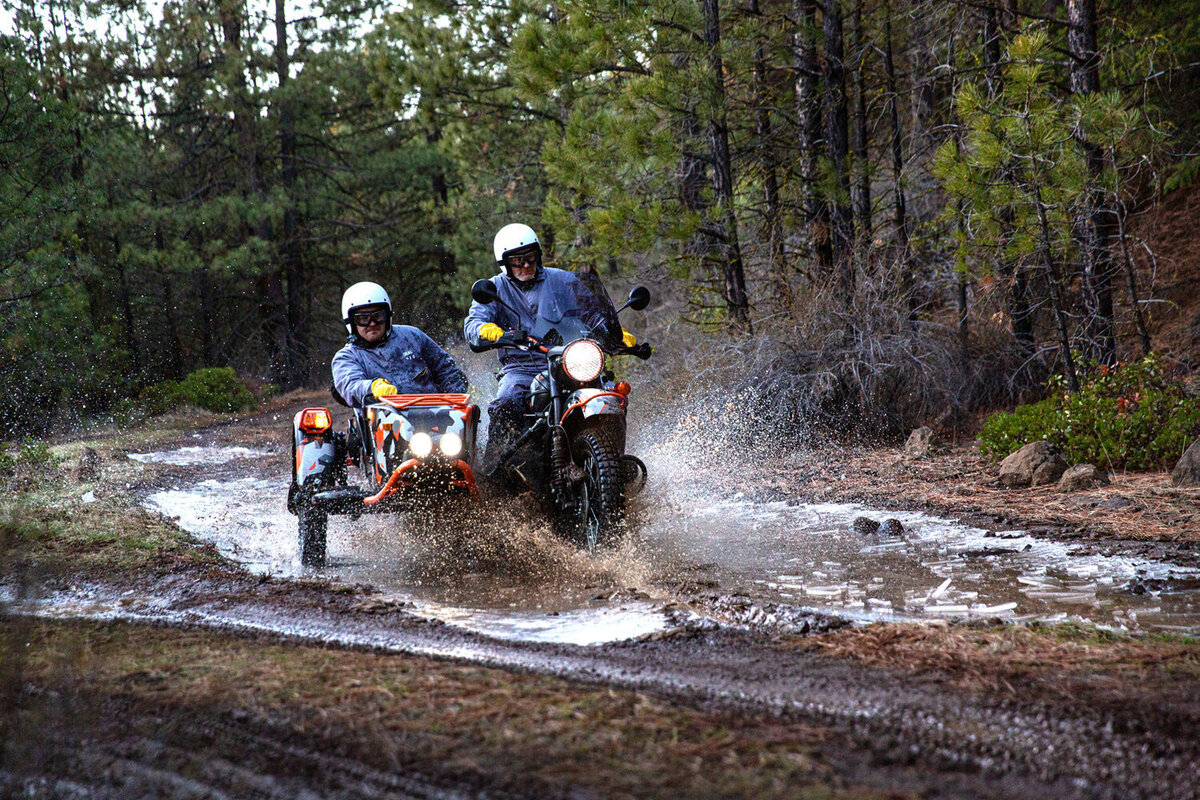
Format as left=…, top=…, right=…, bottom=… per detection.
left=639, top=495, right=1200, bottom=633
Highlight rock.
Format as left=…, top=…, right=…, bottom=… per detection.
left=878, top=518, right=904, bottom=537
left=76, top=446, right=102, bottom=483
left=1171, top=438, right=1200, bottom=486
left=1030, top=454, right=1067, bottom=486
left=852, top=516, right=880, bottom=536
left=1097, top=496, right=1135, bottom=511
left=904, top=426, right=935, bottom=458
left=999, top=441, right=1066, bottom=488
left=1057, top=463, right=1110, bottom=492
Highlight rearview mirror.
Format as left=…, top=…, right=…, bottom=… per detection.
left=626, top=285, right=650, bottom=311
left=471, top=279, right=498, bottom=305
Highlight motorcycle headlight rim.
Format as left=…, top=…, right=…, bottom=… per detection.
left=439, top=432, right=463, bottom=457
left=409, top=431, right=433, bottom=458
left=562, top=340, right=604, bottom=383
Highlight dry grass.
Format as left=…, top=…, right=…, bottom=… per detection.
left=2, top=619, right=906, bottom=800
left=791, top=621, right=1200, bottom=728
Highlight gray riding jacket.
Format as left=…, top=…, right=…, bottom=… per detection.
left=463, top=267, right=615, bottom=377
left=332, top=325, right=467, bottom=407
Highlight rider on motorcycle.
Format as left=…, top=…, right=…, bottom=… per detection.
left=463, top=223, right=637, bottom=473
left=333, top=281, right=467, bottom=407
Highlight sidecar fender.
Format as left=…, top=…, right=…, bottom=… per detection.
left=292, top=411, right=338, bottom=490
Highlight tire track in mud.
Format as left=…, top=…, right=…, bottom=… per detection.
left=17, top=580, right=1199, bottom=800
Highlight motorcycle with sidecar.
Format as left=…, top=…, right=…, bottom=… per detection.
left=286, top=391, right=480, bottom=566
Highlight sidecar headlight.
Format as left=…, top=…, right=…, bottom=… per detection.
left=409, top=432, right=433, bottom=458
left=562, top=339, right=604, bottom=383
left=439, top=432, right=463, bottom=457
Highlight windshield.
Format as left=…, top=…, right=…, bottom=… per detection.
left=531, top=267, right=622, bottom=349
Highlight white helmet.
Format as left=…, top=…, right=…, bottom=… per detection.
left=341, top=281, right=391, bottom=334
left=493, top=223, right=541, bottom=274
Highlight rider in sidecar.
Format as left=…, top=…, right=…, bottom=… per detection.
left=287, top=282, right=478, bottom=567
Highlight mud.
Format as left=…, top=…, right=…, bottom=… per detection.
left=6, top=399, right=1200, bottom=799
left=10, top=574, right=1199, bottom=800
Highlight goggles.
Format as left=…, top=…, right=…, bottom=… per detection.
left=504, top=248, right=541, bottom=270
left=351, top=309, right=388, bottom=327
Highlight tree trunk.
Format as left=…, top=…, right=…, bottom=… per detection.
left=221, top=0, right=284, bottom=381
left=882, top=0, right=908, bottom=257
left=793, top=0, right=830, bottom=276
left=823, top=0, right=854, bottom=300
left=276, top=0, right=307, bottom=388
left=849, top=0, right=871, bottom=244
left=983, top=2, right=1035, bottom=360
left=701, top=0, right=751, bottom=332
left=1068, top=0, right=1116, bottom=364
left=1032, top=177, right=1080, bottom=393
left=1117, top=213, right=1152, bottom=357
left=749, top=0, right=787, bottom=305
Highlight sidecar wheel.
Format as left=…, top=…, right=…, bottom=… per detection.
left=298, top=505, right=328, bottom=567
left=573, top=429, right=626, bottom=552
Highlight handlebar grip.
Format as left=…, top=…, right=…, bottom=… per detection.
left=629, top=343, right=653, bottom=360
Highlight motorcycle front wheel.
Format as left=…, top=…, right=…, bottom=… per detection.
left=572, top=429, right=626, bottom=553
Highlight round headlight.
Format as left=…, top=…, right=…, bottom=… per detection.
left=440, top=432, right=463, bottom=457
left=562, top=339, right=604, bottom=383
left=409, top=432, right=433, bottom=458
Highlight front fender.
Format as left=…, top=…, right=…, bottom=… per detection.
left=560, top=388, right=626, bottom=426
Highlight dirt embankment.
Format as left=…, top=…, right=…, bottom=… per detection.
left=3, top=402, right=1200, bottom=799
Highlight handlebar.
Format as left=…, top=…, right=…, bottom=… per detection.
left=470, top=331, right=651, bottom=360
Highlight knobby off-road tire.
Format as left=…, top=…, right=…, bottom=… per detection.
left=572, top=429, right=626, bottom=552
left=298, top=505, right=328, bottom=567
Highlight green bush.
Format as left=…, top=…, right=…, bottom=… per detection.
left=177, top=368, right=257, bottom=413
left=138, top=380, right=186, bottom=416
left=979, top=355, right=1200, bottom=470
left=136, top=368, right=256, bottom=416
left=0, top=438, right=62, bottom=491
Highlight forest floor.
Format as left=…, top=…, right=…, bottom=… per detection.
left=752, top=442, right=1200, bottom=548
left=2, top=397, right=1199, bottom=799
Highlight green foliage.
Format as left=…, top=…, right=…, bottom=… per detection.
left=935, top=33, right=1086, bottom=279
left=1164, top=156, right=1200, bottom=194
left=137, top=380, right=187, bottom=417
left=0, top=438, right=62, bottom=491
left=979, top=355, right=1200, bottom=470
left=137, top=368, right=256, bottom=416
left=177, top=368, right=257, bottom=413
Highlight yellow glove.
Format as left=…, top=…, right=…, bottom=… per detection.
left=621, top=329, right=637, bottom=348
left=371, top=379, right=398, bottom=399
left=478, top=322, right=504, bottom=342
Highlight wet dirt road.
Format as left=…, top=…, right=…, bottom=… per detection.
left=13, top=415, right=1200, bottom=799
left=134, top=431, right=1200, bottom=643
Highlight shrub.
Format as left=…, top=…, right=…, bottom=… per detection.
left=176, top=367, right=257, bottom=413
left=0, top=438, right=62, bottom=491
left=138, top=380, right=186, bottom=416
left=135, top=368, right=257, bottom=416
left=979, top=355, right=1200, bottom=469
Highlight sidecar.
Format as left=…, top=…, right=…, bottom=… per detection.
left=286, top=393, right=480, bottom=566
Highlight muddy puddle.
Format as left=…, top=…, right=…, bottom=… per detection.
left=134, top=443, right=1200, bottom=640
